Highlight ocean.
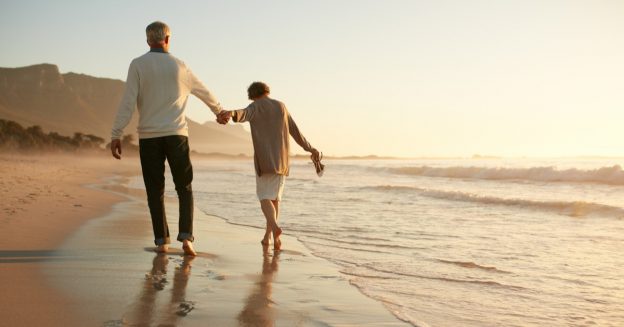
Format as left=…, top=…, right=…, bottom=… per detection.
left=139, top=157, right=624, bottom=326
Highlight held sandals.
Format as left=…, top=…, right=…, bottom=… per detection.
left=312, top=152, right=325, bottom=177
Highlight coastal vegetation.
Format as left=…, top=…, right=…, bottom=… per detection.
left=0, top=119, right=136, bottom=153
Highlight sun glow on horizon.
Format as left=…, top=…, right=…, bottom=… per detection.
left=1, top=0, right=623, bottom=157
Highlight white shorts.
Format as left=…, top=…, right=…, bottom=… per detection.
left=256, top=173, right=286, bottom=201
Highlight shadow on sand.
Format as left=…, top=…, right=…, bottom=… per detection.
left=0, top=250, right=83, bottom=263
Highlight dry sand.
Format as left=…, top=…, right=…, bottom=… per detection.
left=0, top=154, right=139, bottom=250
left=1, top=154, right=408, bottom=327
left=0, top=154, right=140, bottom=326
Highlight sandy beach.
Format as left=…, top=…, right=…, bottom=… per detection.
left=0, top=154, right=140, bottom=326
left=0, top=154, right=407, bottom=327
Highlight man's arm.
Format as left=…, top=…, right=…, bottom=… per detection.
left=111, top=62, right=139, bottom=159
left=188, top=68, right=223, bottom=115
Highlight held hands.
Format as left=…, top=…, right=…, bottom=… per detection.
left=216, top=110, right=232, bottom=125
left=111, top=139, right=122, bottom=159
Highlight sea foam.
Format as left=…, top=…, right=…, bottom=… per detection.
left=369, top=185, right=624, bottom=219
left=390, top=165, right=624, bottom=185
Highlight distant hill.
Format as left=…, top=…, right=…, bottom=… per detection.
left=0, top=64, right=252, bottom=155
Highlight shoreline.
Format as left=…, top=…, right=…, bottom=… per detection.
left=1, top=154, right=409, bottom=326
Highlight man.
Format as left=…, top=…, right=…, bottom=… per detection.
left=111, top=21, right=227, bottom=255
left=217, top=82, right=320, bottom=250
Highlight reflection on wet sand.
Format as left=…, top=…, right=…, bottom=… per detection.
left=123, top=254, right=195, bottom=326
left=238, top=245, right=280, bottom=327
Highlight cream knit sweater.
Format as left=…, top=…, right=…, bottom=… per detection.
left=111, top=50, right=222, bottom=140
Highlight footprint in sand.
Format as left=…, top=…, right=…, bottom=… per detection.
left=176, top=301, right=195, bottom=316
left=203, top=270, right=226, bottom=280
left=153, top=278, right=167, bottom=290
left=145, top=272, right=168, bottom=290
left=101, top=319, right=125, bottom=327
left=3, top=208, right=17, bottom=216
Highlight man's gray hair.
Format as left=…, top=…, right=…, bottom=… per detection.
left=146, top=21, right=170, bottom=44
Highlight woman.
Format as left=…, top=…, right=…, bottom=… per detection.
left=218, top=82, right=320, bottom=250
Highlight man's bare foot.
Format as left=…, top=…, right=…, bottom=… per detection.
left=182, top=241, right=197, bottom=256
left=155, top=244, right=169, bottom=253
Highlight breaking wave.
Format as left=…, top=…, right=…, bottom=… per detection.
left=368, top=185, right=624, bottom=219
left=436, top=259, right=510, bottom=274
left=389, top=165, right=624, bottom=185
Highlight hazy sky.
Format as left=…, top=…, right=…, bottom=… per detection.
left=2, top=0, right=623, bottom=157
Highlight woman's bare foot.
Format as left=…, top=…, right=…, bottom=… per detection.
left=261, top=228, right=272, bottom=245
left=155, top=244, right=169, bottom=253
left=182, top=240, right=197, bottom=256
left=274, top=239, right=282, bottom=250
left=274, top=238, right=282, bottom=251
left=273, top=227, right=282, bottom=250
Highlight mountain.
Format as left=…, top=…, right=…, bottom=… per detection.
left=0, top=64, right=252, bottom=155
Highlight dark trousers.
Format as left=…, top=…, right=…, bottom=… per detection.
left=139, top=135, right=194, bottom=245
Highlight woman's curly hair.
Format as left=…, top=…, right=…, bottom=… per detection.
left=247, top=81, right=270, bottom=100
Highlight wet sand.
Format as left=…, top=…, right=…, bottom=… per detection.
left=1, top=154, right=408, bottom=326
